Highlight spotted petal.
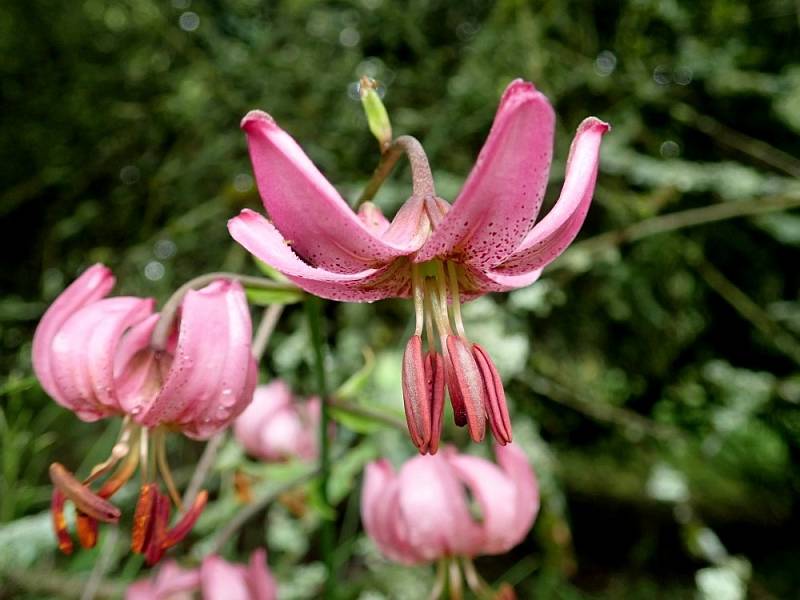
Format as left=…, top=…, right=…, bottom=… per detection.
left=496, top=117, right=610, bottom=275
left=415, top=80, right=555, bottom=268
left=242, top=111, right=426, bottom=273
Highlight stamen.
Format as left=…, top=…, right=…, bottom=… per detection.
left=448, top=558, right=464, bottom=600
left=85, top=418, right=134, bottom=484
left=445, top=336, right=486, bottom=442
left=162, top=490, right=208, bottom=549
left=428, top=558, right=447, bottom=600
left=411, top=264, right=425, bottom=336
left=139, top=427, right=150, bottom=483
left=155, top=429, right=183, bottom=510
left=461, top=557, right=491, bottom=596
left=51, top=489, right=73, bottom=555
left=96, top=436, right=140, bottom=499
left=144, top=491, right=170, bottom=565
left=423, top=290, right=436, bottom=353
left=75, top=511, right=98, bottom=549
left=49, top=463, right=121, bottom=523
left=425, top=351, right=445, bottom=455
left=402, top=335, right=432, bottom=453
left=446, top=262, right=466, bottom=339
left=472, top=344, right=512, bottom=444
left=426, top=279, right=452, bottom=338
left=131, top=483, right=157, bottom=553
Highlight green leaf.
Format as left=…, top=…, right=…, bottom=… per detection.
left=246, top=286, right=304, bottom=306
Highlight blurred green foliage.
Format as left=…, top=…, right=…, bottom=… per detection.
left=1, top=0, right=800, bottom=598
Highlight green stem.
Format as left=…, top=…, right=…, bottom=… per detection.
left=355, top=135, right=435, bottom=208
left=305, top=296, right=335, bottom=598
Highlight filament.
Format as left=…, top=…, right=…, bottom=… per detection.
left=446, top=262, right=466, bottom=339
left=156, top=429, right=183, bottom=510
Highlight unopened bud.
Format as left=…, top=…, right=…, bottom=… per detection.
left=360, top=76, right=392, bottom=151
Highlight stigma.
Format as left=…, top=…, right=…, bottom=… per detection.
left=402, top=260, right=512, bottom=454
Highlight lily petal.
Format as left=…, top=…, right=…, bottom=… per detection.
left=234, top=380, right=293, bottom=456
left=496, top=117, right=610, bottom=275
left=141, top=281, right=252, bottom=432
left=32, top=264, right=115, bottom=409
left=48, top=297, right=155, bottom=420
left=495, top=443, right=540, bottom=548
left=242, top=110, right=425, bottom=273
left=447, top=453, right=521, bottom=555
left=229, top=209, right=410, bottom=302
left=200, top=556, right=251, bottom=600
left=415, top=80, right=555, bottom=268
left=246, top=549, right=278, bottom=600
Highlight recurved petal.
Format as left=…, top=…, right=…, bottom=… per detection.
left=459, top=265, right=543, bottom=298
left=246, top=549, right=278, bottom=600
left=397, top=454, right=473, bottom=561
left=48, top=297, right=155, bottom=419
left=178, top=281, right=256, bottom=439
left=200, top=556, right=251, bottom=600
left=242, top=110, right=424, bottom=273
left=140, top=281, right=252, bottom=431
left=228, top=209, right=411, bottom=302
left=233, top=381, right=293, bottom=456
left=32, top=264, right=115, bottom=407
left=446, top=453, right=521, bottom=556
left=496, top=117, right=610, bottom=275
left=415, top=80, right=555, bottom=267
left=495, top=443, right=540, bottom=548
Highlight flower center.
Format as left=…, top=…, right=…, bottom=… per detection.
left=49, top=419, right=207, bottom=564
left=401, top=261, right=512, bottom=454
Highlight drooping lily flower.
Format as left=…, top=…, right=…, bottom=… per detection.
left=234, top=380, right=320, bottom=462
left=126, top=548, right=277, bottom=600
left=32, top=264, right=257, bottom=563
left=361, top=443, right=538, bottom=598
left=228, top=79, right=609, bottom=453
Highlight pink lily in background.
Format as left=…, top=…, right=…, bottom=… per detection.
left=228, top=79, right=609, bottom=454
left=361, top=443, right=538, bottom=597
left=32, top=264, right=257, bottom=563
left=126, top=548, right=277, bottom=600
left=234, top=380, right=321, bottom=462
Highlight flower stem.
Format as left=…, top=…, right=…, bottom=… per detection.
left=355, top=135, right=435, bottom=207
left=305, top=296, right=335, bottom=598
left=150, top=272, right=298, bottom=351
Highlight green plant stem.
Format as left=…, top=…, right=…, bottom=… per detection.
left=355, top=135, right=434, bottom=207
left=305, top=296, right=335, bottom=598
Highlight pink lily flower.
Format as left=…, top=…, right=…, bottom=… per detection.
left=228, top=79, right=609, bottom=454
left=361, top=443, right=538, bottom=568
left=32, top=264, right=257, bottom=562
left=234, top=380, right=321, bottom=462
left=126, top=549, right=277, bottom=600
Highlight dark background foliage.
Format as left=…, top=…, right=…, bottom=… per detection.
left=1, top=0, right=799, bottom=598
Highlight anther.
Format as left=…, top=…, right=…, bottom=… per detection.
left=444, top=336, right=486, bottom=442
left=472, top=344, right=512, bottom=445
left=51, top=489, right=73, bottom=555
left=402, top=335, right=432, bottom=453
left=49, top=463, right=121, bottom=523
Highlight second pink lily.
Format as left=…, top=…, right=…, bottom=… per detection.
left=229, top=79, right=609, bottom=453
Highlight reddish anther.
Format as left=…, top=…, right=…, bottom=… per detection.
left=472, top=344, right=512, bottom=445
left=51, top=489, right=73, bottom=555
left=76, top=511, right=99, bottom=549
left=425, top=351, right=445, bottom=455
left=401, top=335, right=432, bottom=453
left=144, top=491, right=171, bottom=566
left=131, top=483, right=157, bottom=554
left=163, top=490, right=208, bottom=549
left=445, top=336, right=486, bottom=442
left=49, top=463, right=121, bottom=524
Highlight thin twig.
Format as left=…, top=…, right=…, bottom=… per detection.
left=252, top=304, right=284, bottom=362
left=672, top=103, right=800, bottom=178
left=181, top=432, right=226, bottom=510
left=570, top=194, right=800, bottom=257
left=80, top=528, right=120, bottom=600
left=692, top=254, right=800, bottom=365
